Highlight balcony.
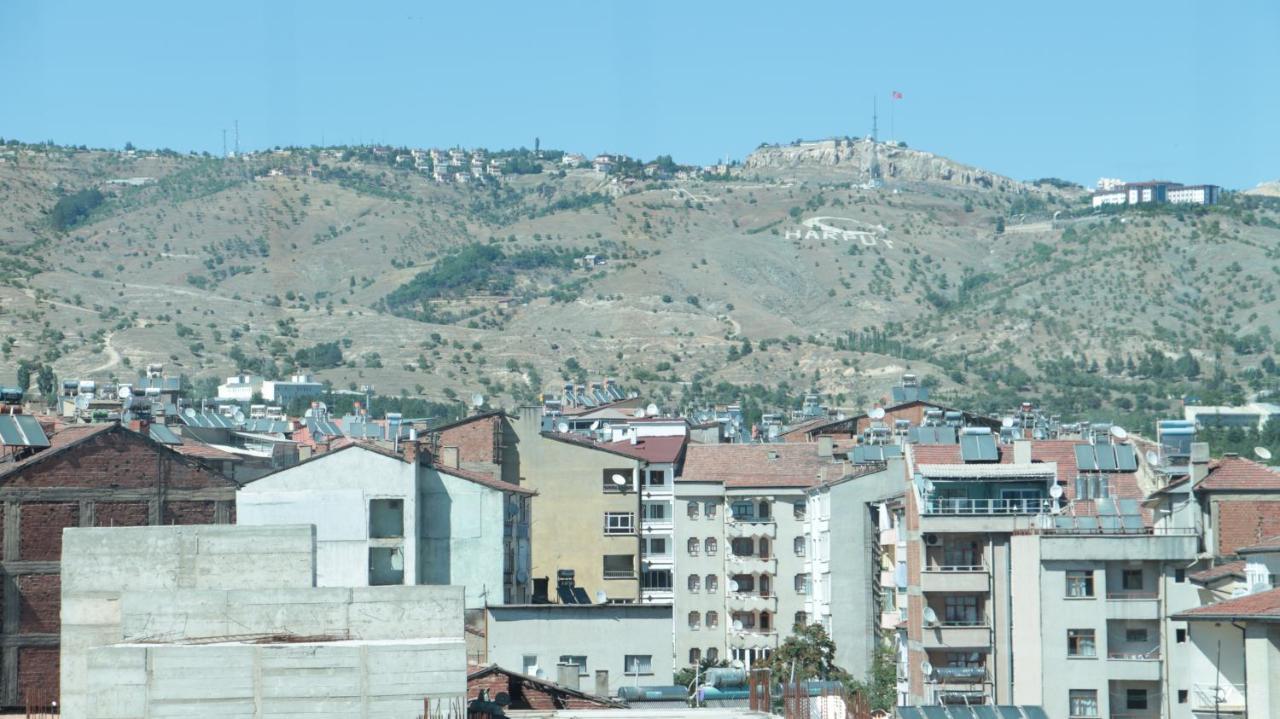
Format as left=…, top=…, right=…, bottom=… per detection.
left=727, top=521, right=776, bottom=539
left=1105, top=649, right=1162, bottom=682
left=727, top=554, right=776, bottom=574
left=729, top=629, right=778, bottom=650
left=1191, top=682, right=1246, bottom=714
left=921, top=566, right=989, bottom=594
left=921, top=621, right=992, bottom=650
left=1105, top=592, right=1160, bottom=620
left=923, top=497, right=1052, bottom=516
left=727, top=592, right=778, bottom=612
left=932, top=665, right=990, bottom=684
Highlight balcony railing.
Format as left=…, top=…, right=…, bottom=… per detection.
left=923, top=498, right=1052, bottom=515
left=1192, top=682, right=1246, bottom=713
left=932, top=666, right=989, bottom=683
left=925, top=564, right=987, bottom=573
left=1107, top=647, right=1161, bottom=661
left=1106, top=591, right=1159, bottom=600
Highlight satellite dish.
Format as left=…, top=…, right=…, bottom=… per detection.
left=595, top=590, right=607, bottom=603
left=1111, top=426, right=1128, bottom=441
left=870, top=407, right=886, bottom=420
left=1256, top=447, right=1273, bottom=461
left=471, top=393, right=485, bottom=408
left=633, top=408, right=646, bottom=418
left=1145, top=450, right=1162, bottom=467
left=1001, top=416, right=1014, bottom=429
left=117, top=386, right=132, bottom=400
left=646, top=403, right=659, bottom=417
left=590, top=420, right=601, bottom=430
left=1049, top=484, right=1064, bottom=499
left=233, top=410, right=246, bottom=424
left=923, top=479, right=936, bottom=494
left=515, top=569, right=529, bottom=583
left=611, top=473, right=628, bottom=487
left=732, top=620, right=744, bottom=631
left=183, top=407, right=197, bottom=418
left=506, top=499, right=520, bottom=519
left=75, top=395, right=90, bottom=411
left=924, top=607, right=939, bottom=626
left=556, top=421, right=570, bottom=433
left=728, top=579, right=740, bottom=592
left=920, top=660, right=934, bottom=677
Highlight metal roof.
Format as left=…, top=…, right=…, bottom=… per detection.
left=180, top=410, right=239, bottom=429
left=242, top=419, right=289, bottom=434
left=148, top=424, right=183, bottom=445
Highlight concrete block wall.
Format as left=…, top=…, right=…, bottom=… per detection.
left=85, top=639, right=464, bottom=719
left=61, top=525, right=317, bottom=719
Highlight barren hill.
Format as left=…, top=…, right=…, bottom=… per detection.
left=1, top=140, right=1277, bottom=429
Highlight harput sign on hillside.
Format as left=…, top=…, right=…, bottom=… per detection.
left=785, top=216, right=893, bottom=248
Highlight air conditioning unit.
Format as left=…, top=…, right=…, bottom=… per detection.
left=924, top=534, right=941, bottom=547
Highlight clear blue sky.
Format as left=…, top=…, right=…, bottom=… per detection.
left=3, top=0, right=1277, bottom=188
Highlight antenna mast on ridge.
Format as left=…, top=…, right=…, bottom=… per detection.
left=868, top=97, right=883, bottom=188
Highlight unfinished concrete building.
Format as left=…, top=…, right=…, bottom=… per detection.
left=61, top=523, right=466, bottom=719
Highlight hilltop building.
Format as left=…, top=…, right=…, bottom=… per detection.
left=1090, top=181, right=1221, bottom=208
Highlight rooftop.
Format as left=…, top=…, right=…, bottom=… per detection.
left=1173, top=587, right=1280, bottom=622
left=1197, top=455, right=1280, bottom=491
left=678, top=443, right=838, bottom=488
left=1188, top=560, right=1247, bottom=586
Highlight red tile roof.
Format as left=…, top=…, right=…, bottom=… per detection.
left=679, top=443, right=835, bottom=488
left=1188, top=560, right=1247, bottom=586
left=1198, top=456, right=1280, bottom=491
left=1238, top=536, right=1280, bottom=555
left=172, top=440, right=243, bottom=462
left=1173, top=587, right=1280, bottom=621
left=597, top=435, right=687, bottom=464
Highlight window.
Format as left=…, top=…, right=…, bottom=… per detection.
left=757, top=501, right=771, bottom=520
left=647, top=469, right=666, bottom=486
left=1122, top=569, right=1144, bottom=591
left=795, top=574, right=810, bottom=595
left=732, top=612, right=755, bottom=629
left=368, top=498, right=404, bottom=538
left=687, top=501, right=700, bottom=519
left=731, top=537, right=754, bottom=557
left=687, top=537, right=700, bottom=555
left=624, top=655, right=653, bottom=676
left=706, top=574, right=718, bottom=593
left=688, top=611, right=701, bottom=629
left=1176, top=628, right=1187, bottom=643
left=758, top=538, right=770, bottom=558
left=1067, top=629, right=1097, bottom=657
left=793, top=502, right=806, bottom=519
left=1175, top=568, right=1186, bottom=583
left=706, top=611, right=719, bottom=628
left=1125, top=628, right=1149, bottom=643
left=707, top=647, right=719, bottom=661
left=558, top=655, right=588, bottom=676
left=704, top=538, right=718, bottom=555
left=794, top=611, right=807, bottom=628
left=641, top=568, right=672, bottom=590
left=522, top=655, right=538, bottom=676
left=603, top=554, right=634, bottom=579
left=759, top=611, right=771, bottom=630
left=946, top=652, right=982, bottom=668
left=369, top=547, right=405, bottom=585
left=642, top=537, right=668, bottom=557
left=732, top=574, right=755, bottom=593
left=944, top=595, right=978, bottom=625
left=1126, top=689, right=1148, bottom=711
left=602, top=468, right=631, bottom=492
left=1066, top=570, right=1094, bottom=598
left=1177, top=689, right=1188, bottom=704
left=944, top=542, right=979, bottom=568
left=689, top=648, right=701, bottom=664
left=642, top=503, right=668, bottom=521
left=1068, top=690, right=1098, bottom=718
left=688, top=574, right=700, bottom=592
left=704, top=502, right=717, bottom=519
left=794, top=536, right=806, bottom=556
left=604, top=512, right=635, bottom=535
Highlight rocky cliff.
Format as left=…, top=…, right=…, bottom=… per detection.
left=742, top=138, right=1025, bottom=191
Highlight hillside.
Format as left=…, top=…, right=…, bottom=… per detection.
left=1, top=140, right=1278, bottom=432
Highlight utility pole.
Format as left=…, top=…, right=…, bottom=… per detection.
left=234, top=120, right=240, bottom=157
left=868, top=97, right=883, bottom=187
left=221, top=129, right=227, bottom=158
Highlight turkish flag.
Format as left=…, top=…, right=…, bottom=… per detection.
left=892, top=91, right=903, bottom=100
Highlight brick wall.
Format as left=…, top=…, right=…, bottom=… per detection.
left=4, top=429, right=230, bottom=491
left=162, top=500, right=217, bottom=525
left=16, top=648, right=58, bottom=701
left=1216, top=500, right=1280, bottom=556
left=468, top=671, right=615, bottom=710
left=17, top=574, right=59, bottom=634
left=95, top=502, right=150, bottom=527
left=438, top=416, right=498, bottom=465
left=18, top=503, right=78, bottom=561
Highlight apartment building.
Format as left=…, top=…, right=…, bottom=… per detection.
left=513, top=407, right=686, bottom=604
left=673, top=442, right=841, bottom=669
left=902, top=435, right=1199, bottom=719
left=804, top=455, right=908, bottom=679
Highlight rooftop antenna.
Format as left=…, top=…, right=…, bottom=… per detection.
left=234, top=120, right=240, bottom=157
left=221, top=129, right=227, bottom=159
left=1257, top=447, right=1273, bottom=462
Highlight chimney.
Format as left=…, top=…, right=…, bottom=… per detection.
left=817, top=436, right=834, bottom=458
left=1013, top=439, right=1032, bottom=465
left=1190, top=442, right=1210, bottom=484
left=440, top=446, right=460, bottom=469
left=594, top=670, right=609, bottom=697
left=557, top=663, right=580, bottom=691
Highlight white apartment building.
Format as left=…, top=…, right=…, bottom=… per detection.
left=673, top=443, right=841, bottom=669
left=217, top=373, right=263, bottom=402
